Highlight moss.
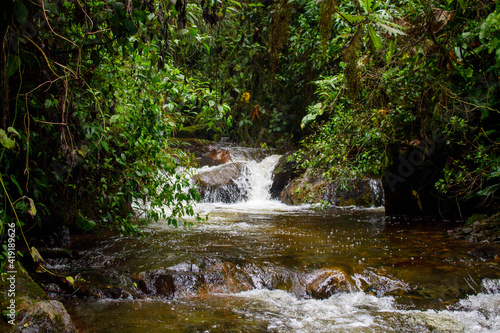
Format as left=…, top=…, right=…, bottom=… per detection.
left=1, top=262, right=47, bottom=314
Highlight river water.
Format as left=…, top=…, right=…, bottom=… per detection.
left=56, top=149, right=500, bottom=332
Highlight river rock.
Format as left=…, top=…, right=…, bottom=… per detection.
left=0, top=263, right=77, bottom=333
left=269, top=152, right=303, bottom=200
left=155, top=274, right=176, bottom=298
left=200, top=262, right=254, bottom=294
left=306, top=268, right=355, bottom=299
left=280, top=171, right=384, bottom=207
left=131, top=267, right=204, bottom=299
left=14, top=300, right=78, bottom=333
left=177, top=138, right=232, bottom=167
left=193, top=162, right=249, bottom=203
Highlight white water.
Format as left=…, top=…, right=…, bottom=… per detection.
left=230, top=279, right=500, bottom=332
left=130, top=147, right=500, bottom=332
left=193, top=150, right=309, bottom=215
left=188, top=148, right=500, bottom=332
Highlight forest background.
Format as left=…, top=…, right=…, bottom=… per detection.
left=1, top=0, right=499, bottom=270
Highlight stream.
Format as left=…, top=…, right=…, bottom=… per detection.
left=48, top=148, right=499, bottom=332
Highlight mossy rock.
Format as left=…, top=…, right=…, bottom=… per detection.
left=280, top=172, right=384, bottom=207
left=1, top=263, right=77, bottom=332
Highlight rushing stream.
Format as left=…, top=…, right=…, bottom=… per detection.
left=50, top=148, right=500, bottom=332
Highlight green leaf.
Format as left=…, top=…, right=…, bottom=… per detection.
left=101, top=141, right=110, bottom=153
left=30, top=246, right=43, bottom=263
left=461, top=67, right=473, bottom=79
left=78, top=145, right=88, bottom=157
left=7, top=127, right=20, bottom=137
left=338, top=13, right=364, bottom=24
left=27, top=197, right=37, bottom=217
left=367, top=25, right=382, bottom=50
left=360, top=0, right=373, bottom=14
left=14, top=1, right=28, bottom=24
left=7, top=55, right=21, bottom=77
left=123, top=19, right=138, bottom=34
left=75, top=211, right=96, bottom=232
left=202, top=42, right=211, bottom=54
left=301, top=103, right=324, bottom=129
left=376, top=22, right=406, bottom=36
left=0, top=129, right=16, bottom=149
left=477, top=183, right=500, bottom=196
left=14, top=200, right=28, bottom=213
left=66, top=276, right=75, bottom=285
left=10, top=175, right=23, bottom=196
left=110, top=114, right=120, bottom=124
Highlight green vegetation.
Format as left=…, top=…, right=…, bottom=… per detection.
left=1, top=0, right=499, bottom=270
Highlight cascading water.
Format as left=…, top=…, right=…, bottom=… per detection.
left=50, top=146, right=499, bottom=332
left=193, top=148, right=303, bottom=213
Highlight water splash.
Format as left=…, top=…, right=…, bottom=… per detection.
left=193, top=150, right=309, bottom=214
left=231, top=280, right=500, bottom=333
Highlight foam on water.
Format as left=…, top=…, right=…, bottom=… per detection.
left=192, top=152, right=312, bottom=215
left=231, top=279, right=500, bottom=332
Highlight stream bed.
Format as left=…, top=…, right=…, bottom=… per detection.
left=47, top=150, right=500, bottom=332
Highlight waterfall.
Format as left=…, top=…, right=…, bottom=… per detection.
left=237, top=154, right=282, bottom=203
left=191, top=148, right=305, bottom=214
left=193, top=148, right=282, bottom=205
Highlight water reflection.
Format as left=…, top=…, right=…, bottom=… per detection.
left=59, top=208, right=500, bottom=332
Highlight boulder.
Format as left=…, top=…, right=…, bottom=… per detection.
left=193, top=162, right=249, bottom=203
left=0, top=263, right=77, bottom=333
left=326, top=178, right=384, bottom=207
left=280, top=171, right=384, bottom=207
left=177, top=138, right=232, bottom=167
left=280, top=172, right=326, bottom=205
left=14, top=300, right=78, bottom=333
left=306, top=268, right=355, bottom=299
left=269, top=152, right=303, bottom=200
left=131, top=266, right=203, bottom=299
left=200, top=262, right=254, bottom=294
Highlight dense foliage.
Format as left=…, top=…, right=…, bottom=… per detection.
left=294, top=0, right=499, bottom=216
left=1, top=0, right=212, bottom=270
left=1, top=0, right=499, bottom=270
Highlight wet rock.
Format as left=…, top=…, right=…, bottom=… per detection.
left=193, top=162, right=249, bottom=203
left=305, top=268, right=354, bottom=299
left=177, top=138, right=232, bottom=167
left=200, top=262, right=254, bottom=294
left=269, top=152, right=302, bottom=200
left=100, top=287, right=130, bottom=299
left=470, top=243, right=500, bottom=260
left=131, top=268, right=203, bottom=299
left=15, top=300, right=78, bottom=333
left=461, top=227, right=473, bottom=235
left=280, top=172, right=384, bottom=207
left=326, top=178, right=384, bottom=207
left=0, top=263, right=77, bottom=333
left=280, top=172, right=326, bottom=205
left=131, top=273, right=150, bottom=294
left=155, top=274, right=176, bottom=298
left=450, top=213, right=500, bottom=244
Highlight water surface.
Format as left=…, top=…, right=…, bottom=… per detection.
left=57, top=151, right=500, bottom=332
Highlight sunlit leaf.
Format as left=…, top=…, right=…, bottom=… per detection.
left=0, top=129, right=16, bottom=149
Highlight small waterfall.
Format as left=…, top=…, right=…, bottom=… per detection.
left=368, top=178, right=385, bottom=207
left=193, top=148, right=282, bottom=205
left=237, top=155, right=282, bottom=203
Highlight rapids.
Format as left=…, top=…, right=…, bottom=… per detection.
left=52, top=147, right=499, bottom=332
